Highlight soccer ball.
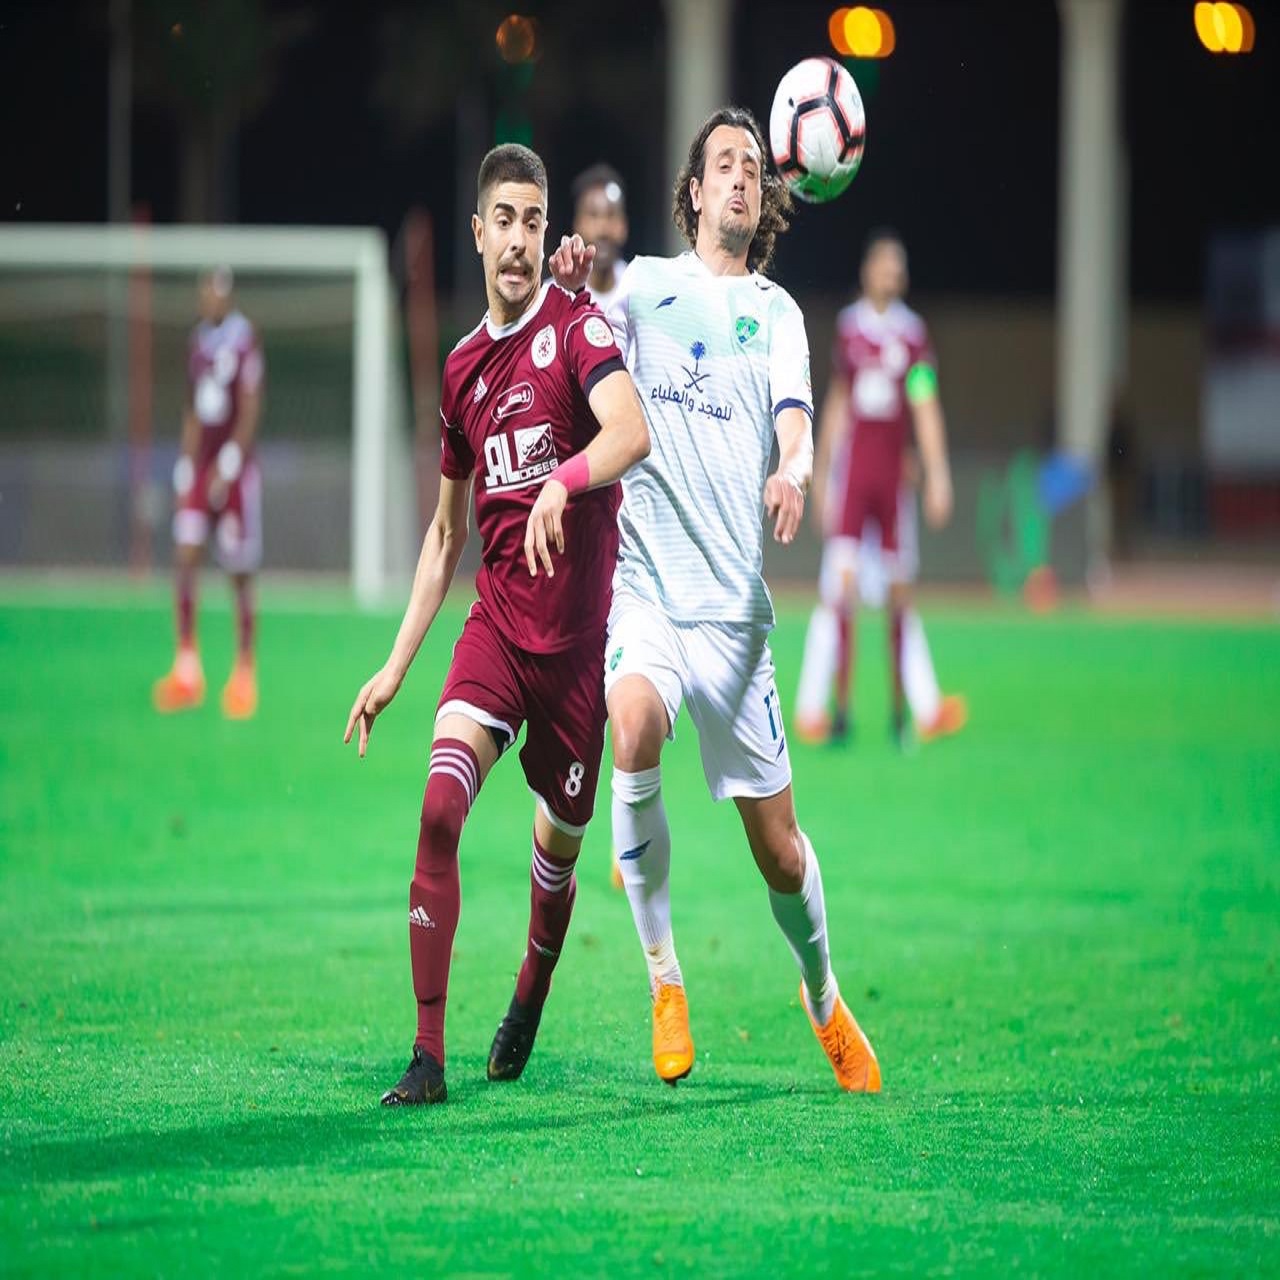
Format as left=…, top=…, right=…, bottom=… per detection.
left=769, top=57, right=866, bottom=204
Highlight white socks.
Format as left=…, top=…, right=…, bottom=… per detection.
left=768, top=833, right=838, bottom=1025
left=902, top=607, right=942, bottom=726
left=612, top=766, right=683, bottom=990
left=796, top=603, right=839, bottom=721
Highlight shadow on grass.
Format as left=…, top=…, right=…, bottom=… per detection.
left=7, top=1068, right=841, bottom=1187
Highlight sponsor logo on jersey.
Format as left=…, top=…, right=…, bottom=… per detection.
left=491, top=381, right=534, bottom=422
left=583, top=315, right=614, bottom=348
left=473, top=374, right=488, bottom=404
left=514, top=424, right=554, bottom=467
left=482, top=423, right=558, bottom=492
left=656, top=295, right=677, bottom=309
left=734, top=315, right=759, bottom=345
left=531, top=324, right=557, bottom=369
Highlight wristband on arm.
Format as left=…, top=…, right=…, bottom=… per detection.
left=548, top=451, right=590, bottom=495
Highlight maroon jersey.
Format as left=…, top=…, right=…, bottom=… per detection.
left=832, top=298, right=933, bottom=498
left=439, top=282, right=626, bottom=655
left=187, top=310, right=264, bottom=466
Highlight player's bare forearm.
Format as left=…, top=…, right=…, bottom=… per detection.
left=346, top=478, right=471, bottom=756
left=811, top=378, right=849, bottom=529
left=911, top=397, right=953, bottom=526
left=525, top=370, right=649, bottom=577
left=385, top=479, right=471, bottom=680
left=584, top=369, right=651, bottom=484
left=764, top=405, right=813, bottom=544
left=179, top=410, right=201, bottom=459
left=231, top=387, right=262, bottom=452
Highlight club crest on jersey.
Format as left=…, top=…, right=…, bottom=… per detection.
left=492, top=381, right=534, bottom=422
left=482, top=423, right=558, bottom=493
left=531, top=324, right=557, bottom=369
left=583, top=316, right=614, bottom=349
left=735, top=315, right=759, bottom=345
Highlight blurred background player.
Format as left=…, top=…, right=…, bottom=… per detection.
left=152, top=267, right=264, bottom=719
left=795, top=231, right=967, bottom=747
left=571, top=163, right=629, bottom=314
left=570, top=162, right=635, bottom=891
left=345, top=144, right=649, bottom=1106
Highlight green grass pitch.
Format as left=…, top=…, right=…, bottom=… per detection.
left=2, top=585, right=1277, bottom=1275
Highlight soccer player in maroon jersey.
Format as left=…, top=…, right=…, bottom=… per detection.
left=796, top=230, right=966, bottom=746
left=344, top=144, right=650, bottom=1106
left=152, top=267, right=264, bottom=719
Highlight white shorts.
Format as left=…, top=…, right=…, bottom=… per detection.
left=604, top=589, right=792, bottom=802
left=820, top=487, right=919, bottom=609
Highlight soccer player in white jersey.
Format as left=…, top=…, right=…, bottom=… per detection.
left=551, top=106, right=880, bottom=1093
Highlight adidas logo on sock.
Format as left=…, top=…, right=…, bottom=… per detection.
left=409, top=905, right=436, bottom=930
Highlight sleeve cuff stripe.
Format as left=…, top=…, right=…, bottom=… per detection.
left=583, top=356, right=627, bottom=399
left=773, top=397, right=813, bottom=419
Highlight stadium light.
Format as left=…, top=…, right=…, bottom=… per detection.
left=829, top=7, right=895, bottom=59
left=1194, top=2, right=1256, bottom=53
left=496, top=13, right=540, bottom=63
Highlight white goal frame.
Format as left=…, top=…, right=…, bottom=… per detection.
left=0, top=224, right=407, bottom=605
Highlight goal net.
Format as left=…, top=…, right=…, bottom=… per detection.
left=0, top=224, right=417, bottom=605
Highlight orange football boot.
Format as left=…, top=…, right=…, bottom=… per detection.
left=917, top=693, right=968, bottom=743
left=652, top=982, right=695, bottom=1084
left=152, top=645, right=205, bottom=713
left=802, top=984, right=881, bottom=1093
left=220, top=657, right=258, bottom=720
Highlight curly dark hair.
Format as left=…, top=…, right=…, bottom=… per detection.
left=672, top=106, right=792, bottom=275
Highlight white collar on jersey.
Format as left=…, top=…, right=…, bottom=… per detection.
left=852, top=297, right=908, bottom=337
left=484, top=280, right=564, bottom=341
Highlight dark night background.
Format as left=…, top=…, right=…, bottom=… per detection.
left=2, top=0, right=1278, bottom=303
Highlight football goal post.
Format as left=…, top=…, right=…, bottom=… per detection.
left=0, top=223, right=416, bottom=605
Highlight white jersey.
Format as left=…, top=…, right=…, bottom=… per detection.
left=606, top=252, right=813, bottom=625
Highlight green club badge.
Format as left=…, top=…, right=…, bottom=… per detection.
left=735, top=315, right=760, bottom=346
left=609, top=646, right=624, bottom=671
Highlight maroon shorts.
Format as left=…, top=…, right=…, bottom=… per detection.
left=839, top=477, right=900, bottom=553
left=173, top=457, right=263, bottom=572
left=437, top=602, right=607, bottom=831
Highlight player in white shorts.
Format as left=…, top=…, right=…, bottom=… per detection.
left=552, top=105, right=880, bottom=1093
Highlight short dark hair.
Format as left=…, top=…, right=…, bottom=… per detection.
left=476, top=143, right=548, bottom=214
left=571, top=163, right=626, bottom=215
left=863, top=227, right=906, bottom=263
left=672, top=106, right=792, bottom=275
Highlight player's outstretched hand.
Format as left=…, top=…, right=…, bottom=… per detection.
left=548, top=234, right=595, bottom=293
left=924, top=471, right=953, bottom=529
left=344, top=667, right=402, bottom=759
left=764, top=471, right=805, bottom=545
left=524, top=478, right=568, bottom=577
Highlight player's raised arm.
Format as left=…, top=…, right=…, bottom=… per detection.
left=345, top=473, right=473, bottom=756
left=524, top=368, right=650, bottom=577
left=907, top=366, right=953, bottom=528
left=764, top=404, right=814, bottom=546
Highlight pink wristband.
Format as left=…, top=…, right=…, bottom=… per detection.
left=549, top=452, right=590, bottom=495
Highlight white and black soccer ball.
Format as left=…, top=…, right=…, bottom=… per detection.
left=769, top=57, right=866, bottom=204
